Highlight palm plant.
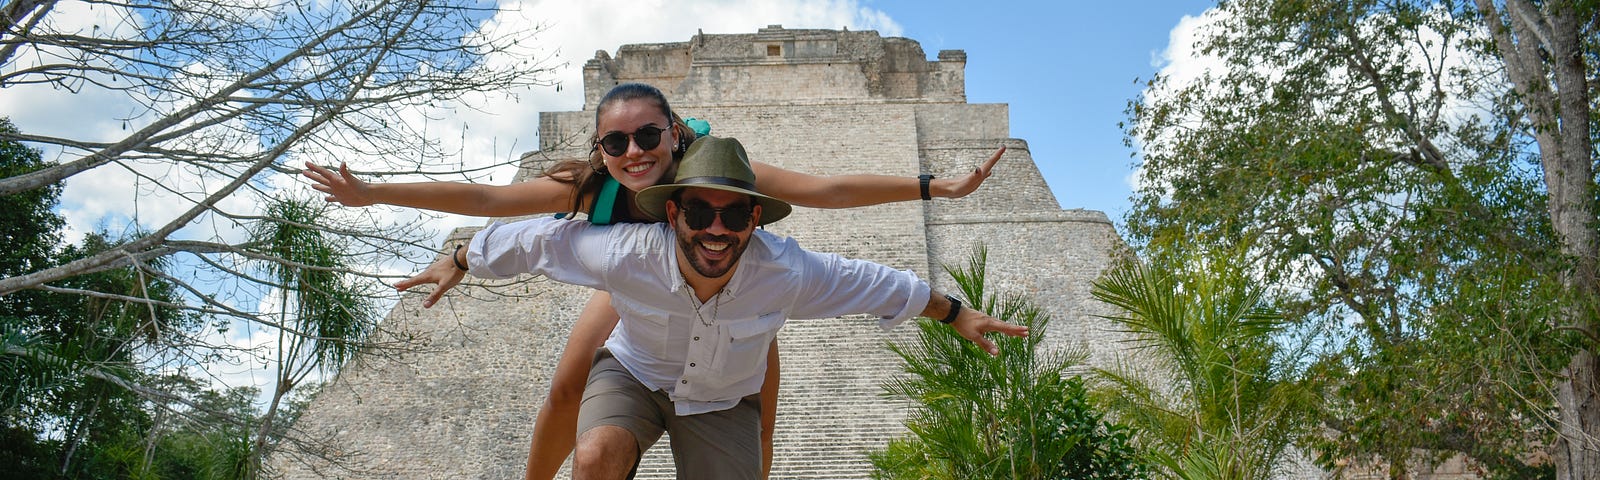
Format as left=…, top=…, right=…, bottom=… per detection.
left=246, top=196, right=374, bottom=477
left=1091, top=244, right=1315, bottom=480
left=871, top=247, right=1146, bottom=480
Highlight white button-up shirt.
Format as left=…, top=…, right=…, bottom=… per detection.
left=467, top=218, right=930, bottom=416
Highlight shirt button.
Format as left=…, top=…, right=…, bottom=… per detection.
left=693, top=336, right=700, bottom=341
left=689, top=362, right=696, bottom=367
left=681, top=380, right=688, bottom=384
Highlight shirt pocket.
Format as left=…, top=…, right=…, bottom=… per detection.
left=708, top=311, right=785, bottom=385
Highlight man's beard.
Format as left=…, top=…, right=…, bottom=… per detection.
left=676, top=229, right=746, bottom=279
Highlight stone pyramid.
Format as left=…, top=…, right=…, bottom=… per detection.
left=274, top=25, right=1130, bottom=479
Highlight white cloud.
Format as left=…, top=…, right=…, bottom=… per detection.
left=1149, top=11, right=1229, bottom=98
left=1128, top=8, right=1228, bottom=198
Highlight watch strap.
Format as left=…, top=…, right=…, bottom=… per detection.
left=939, top=294, right=962, bottom=324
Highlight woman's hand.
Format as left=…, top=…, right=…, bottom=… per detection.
left=304, top=162, right=377, bottom=207
left=394, top=251, right=467, bottom=308
left=933, top=146, right=1005, bottom=199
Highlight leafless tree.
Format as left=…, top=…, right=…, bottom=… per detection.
left=0, top=0, right=558, bottom=474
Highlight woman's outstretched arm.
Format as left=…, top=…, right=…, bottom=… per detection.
left=303, top=162, right=577, bottom=217
left=750, top=146, right=1004, bottom=209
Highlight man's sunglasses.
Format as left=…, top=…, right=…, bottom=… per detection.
left=596, top=126, right=666, bottom=157
left=679, top=203, right=754, bottom=231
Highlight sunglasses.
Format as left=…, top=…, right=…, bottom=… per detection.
left=679, top=202, right=754, bottom=231
left=596, top=125, right=666, bottom=157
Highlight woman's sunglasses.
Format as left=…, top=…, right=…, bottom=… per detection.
left=679, top=203, right=754, bottom=231
left=596, top=125, right=666, bottom=157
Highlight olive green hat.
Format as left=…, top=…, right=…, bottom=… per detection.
left=636, top=136, right=792, bottom=226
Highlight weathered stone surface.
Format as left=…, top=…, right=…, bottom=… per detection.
left=274, top=26, right=1158, bottom=480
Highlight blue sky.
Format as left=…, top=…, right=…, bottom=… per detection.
left=874, top=1, right=1217, bottom=222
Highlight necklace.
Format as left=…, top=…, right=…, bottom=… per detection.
left=683, top=288, right=721, bottom=327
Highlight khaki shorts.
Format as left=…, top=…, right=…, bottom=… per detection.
left=577, top=348, right=761, bottom=480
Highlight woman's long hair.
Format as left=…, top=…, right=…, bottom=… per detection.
left=543, top=83, right=695, bottom=218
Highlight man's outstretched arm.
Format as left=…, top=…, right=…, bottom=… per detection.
left=394, top=218, right=617, bottom=308
left=783, top=245, right=1030, bottom=356
left=394, top=244, right=469, bottom=308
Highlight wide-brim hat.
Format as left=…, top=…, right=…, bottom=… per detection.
left=636, top=136, right=792, bottom=226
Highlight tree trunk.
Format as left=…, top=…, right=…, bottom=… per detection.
left=1559, top=352, right=1600, bottom=480
left=1474, top=1, right=1600, bottom=477
left=1477, top=1, right=1600, bottom=479
left=59, top=394, right=100, bottom=475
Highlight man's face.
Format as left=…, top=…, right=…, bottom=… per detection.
left=667, top=187, right=762, bottom=279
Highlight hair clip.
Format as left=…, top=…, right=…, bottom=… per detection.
left=684, top=117, right=712, bottom=137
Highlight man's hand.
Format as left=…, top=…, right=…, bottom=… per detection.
left=951, top=307, right=1029, bottom=356
left=395, top=250, right=467, bottom=308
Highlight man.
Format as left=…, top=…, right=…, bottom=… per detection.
left=398, top=136, right=1029, bottom=480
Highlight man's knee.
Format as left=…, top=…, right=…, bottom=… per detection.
left=572, top=425, right=637, bottom=479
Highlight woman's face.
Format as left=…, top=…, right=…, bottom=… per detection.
left=595, top=98, right=678, bottom=192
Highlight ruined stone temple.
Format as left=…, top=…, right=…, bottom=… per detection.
left=275, top=26, right=1132, bottom=479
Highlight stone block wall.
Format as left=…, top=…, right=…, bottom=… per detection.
left=585, top=25, right=965, bottom=108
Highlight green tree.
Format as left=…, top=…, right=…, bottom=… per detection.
left=0, top=117, right=60, bottom=279
left=0, top=115, right=63, bottom=422
left=1, top=116, right=202, bottom=478
left=871, top=248, right=1146, bottom=480
left=134, top=380, right=263, bottom=480
left=1091, top=243, right=1316, bottom=480
left=2, top=230, right=203, bottom=478
left=1124, top=1, right=1593, bottom=477
left=246, top=196, right=374, bottom=477
left=0, top=115, right=315, bottom=479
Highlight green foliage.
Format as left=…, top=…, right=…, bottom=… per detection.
left=1123, top=1, right=1589, bottom=476
left=871, top=248, right=1146, bottom=480
left=244, top=195, right=375, bottom=475
left=1092, top=243, right=1316, bottom=480
left=1, top=115, right=206, bottom=478
left=0, top=231, right=217, bottom=478
left=142, top=384, right=262, bottom=480
left=0, top=192, right=373, bottom=480
left=254, top=197, right=374, bottom=371
left=0, top=115, right=274, bottom=479
left=0, top=117, right=61, bottom=279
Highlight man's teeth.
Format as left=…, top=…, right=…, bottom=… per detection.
left=624, top=163, right=651, bottom=174
left=702, top=241, right=729, bottom=252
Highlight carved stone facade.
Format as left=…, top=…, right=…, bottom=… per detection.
left=274, top=26, right=1142, bottom=479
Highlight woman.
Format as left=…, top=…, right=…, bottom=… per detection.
left=304, top=83, right=1003, bottom=480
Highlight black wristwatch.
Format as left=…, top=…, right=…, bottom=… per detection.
left=939, top=294, right=962, bottom=324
